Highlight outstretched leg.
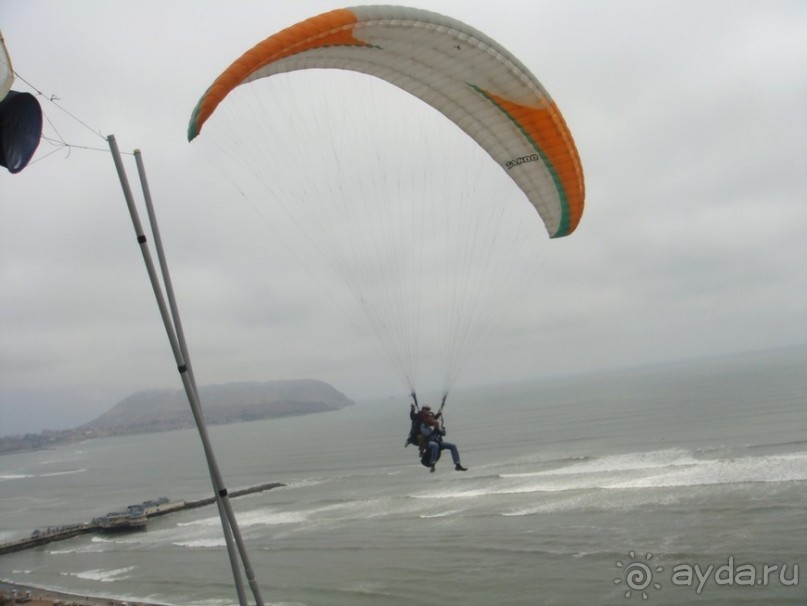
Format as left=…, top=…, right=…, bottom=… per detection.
left=440, top=441, right=466, bottom=470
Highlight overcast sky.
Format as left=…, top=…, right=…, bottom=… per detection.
left=1, top=1, right=806, bottom=436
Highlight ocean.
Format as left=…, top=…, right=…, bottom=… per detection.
left=1, top=346, right=806, bottom=605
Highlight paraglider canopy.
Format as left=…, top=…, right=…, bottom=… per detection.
left=0, top=90, right=43, bottom=174
left=189, top=5, right=584, bottom=238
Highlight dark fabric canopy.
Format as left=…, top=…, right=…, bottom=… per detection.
left=0, top=90, right=42, bottom=173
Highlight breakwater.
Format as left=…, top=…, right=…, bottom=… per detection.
left=0, top=482, right=284, bottom=556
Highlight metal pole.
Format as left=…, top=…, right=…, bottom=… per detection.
left=106, top=135, right=261, bottom=606
left=133, top=149, right=264, bottom=606
left=129, top=148, right=250, bottom=606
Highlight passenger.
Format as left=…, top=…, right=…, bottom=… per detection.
left=420, top=410, right=467, bottom=473
left=407, top=403, right=439, bottom=451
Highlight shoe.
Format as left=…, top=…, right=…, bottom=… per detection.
left=455, top=464, right=467, bottom=471
left=429, top=464, right=436, bottom=473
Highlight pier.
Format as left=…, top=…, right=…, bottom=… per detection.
left=0, top=482, right=284, bottom=556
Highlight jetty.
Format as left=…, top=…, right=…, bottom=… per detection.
left=0, top=482, right=284, bottom=556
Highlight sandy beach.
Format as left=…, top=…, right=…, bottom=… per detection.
left=0, top=581, right=163, bottom=606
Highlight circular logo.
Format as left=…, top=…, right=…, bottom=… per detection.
left=615, top=552, right=663, bottom=599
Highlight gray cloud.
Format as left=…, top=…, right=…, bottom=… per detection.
left=1, top=0, right=805, bottom=434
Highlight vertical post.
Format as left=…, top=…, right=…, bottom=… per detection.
left=107, top=135, right=263, bottom=606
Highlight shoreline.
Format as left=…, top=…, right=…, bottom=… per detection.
left=0, top=580, right=168, bottom=606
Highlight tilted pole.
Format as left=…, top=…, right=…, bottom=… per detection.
left=132, top=148, right=264, bottom=606
left=107, top=135, right=264, bottom=606
left=129, top=147, right=247, bottom=606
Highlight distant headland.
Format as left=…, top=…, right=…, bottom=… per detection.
left=0, top=379, right=353, bottom=454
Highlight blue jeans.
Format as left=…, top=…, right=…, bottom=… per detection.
left=427, top=440, right=461, bottom=465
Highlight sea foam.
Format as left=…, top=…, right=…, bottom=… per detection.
left=62, top=566, right=136, bottom=582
